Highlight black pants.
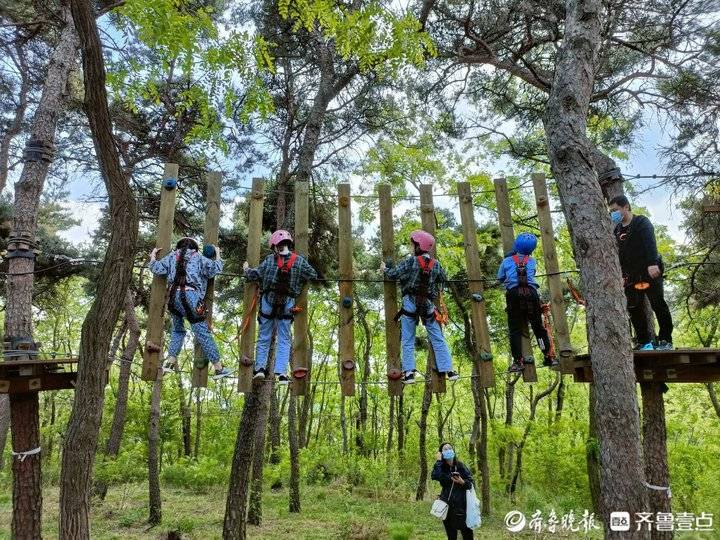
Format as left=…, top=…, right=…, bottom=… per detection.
left=625, top=277, right=673, bottom=344
left=506, top=287, right=550, bottom=361
left=443, top=510, right=473, bottom=540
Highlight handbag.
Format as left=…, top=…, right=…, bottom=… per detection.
left=430, top=478, right=455, bottom=520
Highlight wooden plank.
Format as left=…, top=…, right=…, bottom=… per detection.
left=291, top=181, right=310, bottom=396
left=532, top=173, right=574, bottom=374
left=338, top=184, right=355, bottom=396
left=142, top=163, right=179, bottom=381
left=237, top=178, right=265, bottom=393
left=378, top=184, right=402, bottom=396
left=457, top=182, right=495, bottom=388
left=419, top=185, right=445, bottom=394
left=493, top=178, right=537, bottom=383
left=192, top=171, right=222, bottom=388
left=702, top=204, right=720, bottom=213
left=0, top=372, right=77, bottom=394
left=0, top=358, right=78, bottom=367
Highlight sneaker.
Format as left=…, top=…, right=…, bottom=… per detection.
left=212, top=367, right=232, bottom=380
left=637, top=343, right=655, bottom=351
left=542, top=356, right=560, bottom=368
left=277, top=374, right=289, bottom=385
left=253, top=368, right=267, bottom=380
left=656, top=340, right=673, bottom=351
left=402, top=371, right=416, bottom=385
left=508, top=359, right=524, bottom=373
left=162, top=356, right=177, bottom=374
left=445, top=370, right=460, bottom=381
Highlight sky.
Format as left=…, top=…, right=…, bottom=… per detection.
left=54, top=109, right=686, bottom=248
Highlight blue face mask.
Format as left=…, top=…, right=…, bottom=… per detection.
left=610, top=210, right=622, bottom=224
left=442, top=449, right=455, bottom=460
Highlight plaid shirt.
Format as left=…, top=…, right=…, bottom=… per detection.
left=245, top=252, right=317, bottom=305
left=384, top=254, right=447, bottom=300
left=148, top=250, right=223, bottom=299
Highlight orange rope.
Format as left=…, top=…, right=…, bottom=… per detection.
left=540, top=303, right=557, bottom=359
left=239, top=288, right=259, bottom=337
left=436, top=292, right=449, bottom=325
left=567, top=278, right=586, bottom=306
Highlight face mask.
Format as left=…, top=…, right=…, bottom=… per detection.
left=279, top=246, right=290, bottom=255
left=442, top=449, right=455, bottom=460
left=610, top=210, right=622, bottom=225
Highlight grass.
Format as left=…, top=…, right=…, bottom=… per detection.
left=0, top=480, right=614, bottom=539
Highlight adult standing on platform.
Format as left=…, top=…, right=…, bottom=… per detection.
left=609, top=195, right=674, bottom=350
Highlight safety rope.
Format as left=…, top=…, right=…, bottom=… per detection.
left=12, top=446, right=41, bottom=461
left=643, top=481, right=672, bottom=499
left=567, top=278, right=586, bottom=306
left=239, top=288, right=259, bottom=337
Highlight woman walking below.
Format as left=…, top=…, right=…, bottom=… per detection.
left=431, top=442, right=475, bottom=540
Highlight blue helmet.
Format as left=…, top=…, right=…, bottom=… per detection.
left=513, top=233, right=537, bottom=255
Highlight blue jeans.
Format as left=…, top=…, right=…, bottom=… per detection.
left=400, top=295, right=453, bottom=373
left=255, top=296, right=294, bottom=375
left=168, top=290, right=220, bottom=363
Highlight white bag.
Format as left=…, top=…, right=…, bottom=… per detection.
left=465, top=485, right=482, bottom=529
left=430, top=482, right=454, bottom=520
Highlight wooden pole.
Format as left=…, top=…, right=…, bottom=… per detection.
left=378, top=184, right=402, bottom=396
left=532, top=173, right=574, bottom=373
left=291, top=181, right=310, bottom=396
left=457, top=182, right=495, bottom=388
left=419, top=185, right=445, bottom=394
left=493, top=178, right=537, bottom=383
left=238, top=178, right=265, bottom=393
left=338, top=184, right=355, bottom=396
left=142, top=163, right=179, bottom=381
left=192, top=171, right=222, bottom=387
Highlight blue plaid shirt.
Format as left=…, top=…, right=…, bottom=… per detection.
left=245, top=252, right=317, bottom=305
left=149, top=250, right=223, bottom=298
left=384, top=254, right=447, bottom=300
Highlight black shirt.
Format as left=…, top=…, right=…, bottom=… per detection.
left=614, top=215, right=662, bottom=283
left=431, top=460, right=473, bottom=512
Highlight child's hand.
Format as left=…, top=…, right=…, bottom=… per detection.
left=243, top=261, right=250, bottom=271
left=379, top=261, right=386, bottom=273
left=150, top=247, right=160, bottom=262
left=215, top=246, right=222, bottom=260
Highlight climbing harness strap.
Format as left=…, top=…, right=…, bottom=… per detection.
left=167, top=251, right=206, bottom=324
left=12, top=446, right=41, bottom=462
left=512, top=254, right=532, bottom=296
left=395, top=256, right=439, bottom=324
left=260, top=252, right=298, bottom=320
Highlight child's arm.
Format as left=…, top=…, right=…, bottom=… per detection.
left=244, top=256, right=270, bottom=282
left=384, top=256, right=411, bottom=280
left=201, top=247, right=223, bottom=279
left=148, top=250, right=174, bottom=276
left=300, top=257, right=318, bottom=282
left=496, top=259, right=507, bottom=284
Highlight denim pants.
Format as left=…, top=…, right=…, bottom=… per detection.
left=255, top=296, right=294, bottom=374
left=400, top=295, right=453, bottom=373
left=168, top=290, right=220, bottom=363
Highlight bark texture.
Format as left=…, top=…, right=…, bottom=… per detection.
left=544, top=0, right=649, bottom=535
left=3, top=10, right=78, bottom=539
left=59, top=1, right=139, bottom=536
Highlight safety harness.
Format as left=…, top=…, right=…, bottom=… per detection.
left=395, top=256, right=441, bottom=324
left=167, top=251, right=206, bottom=324
left=259, top=252, right=298, bottom=320
left=513, top=254, right=532, bottom=296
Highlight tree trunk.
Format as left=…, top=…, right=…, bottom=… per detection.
left=0, top=43, right=31, bottom=192
left=476, top=368, right=490, bottom=515
left=555, top=375, right=565, bottom=422
left=706, top=384, right=720, bottom=419
left=248, top=379, right=275, bottom=525
left=356, top=303, right=371, bottom=453
left=386, top=395, right=395, bottom=454
left=544, top=1, right=649, bottom=533
left=398, top=394, right=405, bottom=458
left=0, top=395, right=9, bottom=471
left=269, top=386, right=282, bottom=461
left=59, top=1, right=139, bottom=536
left=641, top=384, right=672, bottom=540
left=178, top=373, right=192, bottom=457
left=288, top=392, right=301, bottom=513
left=415, top=356, right=433, bottom=501
left=194, top=388, right=202, bottom=458
left=3, top=9, right=78, bottom=538
left=95, top=290, right=140, bottom=499
left=148, top=370, right=164, bottom=525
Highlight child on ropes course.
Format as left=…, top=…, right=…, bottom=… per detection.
left=497, top=232, right=558, bottom=373
left=381, top=230, right=459, bottom=385
left=149, top=237, right=231, bottom=379
left=243, top=230, right=318, bottom=385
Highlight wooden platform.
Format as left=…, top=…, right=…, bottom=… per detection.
left=572, top=348, right=720, bottom=383
left=0, top=357, right=78, bottom=393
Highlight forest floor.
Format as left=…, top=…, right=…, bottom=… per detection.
left=0, top=481, right=611, bottom=539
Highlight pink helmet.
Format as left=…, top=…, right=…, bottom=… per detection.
left=410, top=230, right=435, bottom=252
left=269, top=229, right=294, bottom=248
